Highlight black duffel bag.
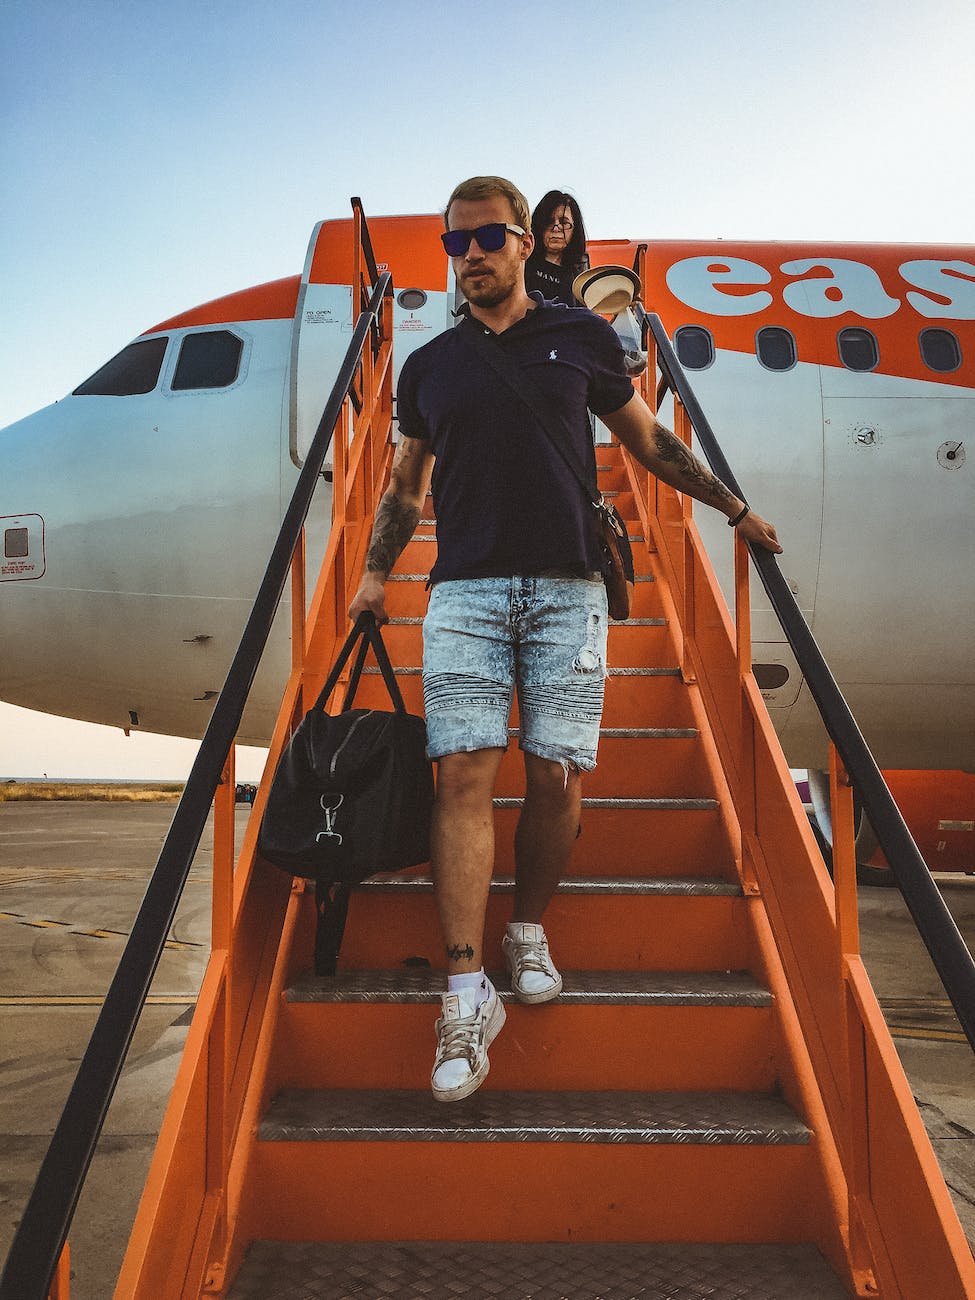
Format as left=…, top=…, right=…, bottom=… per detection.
left=258, top=611, right=434, bottom=972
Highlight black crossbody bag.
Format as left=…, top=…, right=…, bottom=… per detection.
left=460, top=323, right=634, bottom=620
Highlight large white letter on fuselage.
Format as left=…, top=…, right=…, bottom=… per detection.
left=899, top=260, right=975, bottom=319
left=780, top=259, right=899, bottom=318
left=665, top=257, right=772, bottom=316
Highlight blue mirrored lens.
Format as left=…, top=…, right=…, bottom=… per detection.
left=441, top=224, right=509, bottom=256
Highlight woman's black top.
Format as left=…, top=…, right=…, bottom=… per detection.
left=525, top=254, right=588, bottom=305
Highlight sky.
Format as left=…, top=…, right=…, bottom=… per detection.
left=1, top=0, right=973, bottom=778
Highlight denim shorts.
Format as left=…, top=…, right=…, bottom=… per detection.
left=422, top=576, right=609, bottom=771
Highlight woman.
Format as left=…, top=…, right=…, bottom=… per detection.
left=525, top=190, right=589, bottom=304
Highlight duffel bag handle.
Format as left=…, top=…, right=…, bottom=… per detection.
left=312, top=611, right=408, bottom=715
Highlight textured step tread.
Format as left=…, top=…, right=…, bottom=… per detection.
left=387, top=572, right=656, bottom=583
left=360, top=666, right=678, bottom=677
left=260, top=1088, right=810, bottom=1145
left=355, top=874, right=742, bottom=897
left=286, top=968, right=772, bottom=1006
left=494, top=797, right=719, bottom=810
left=228, top=1240, right=848, bottom=1300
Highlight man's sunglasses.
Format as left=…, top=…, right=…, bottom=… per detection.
left=441, top=223, right=525, bottom=256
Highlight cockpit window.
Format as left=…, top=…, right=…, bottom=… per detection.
left=171, top=330, right=243, bottom=390
left=73, top=337, right=169, bottom=396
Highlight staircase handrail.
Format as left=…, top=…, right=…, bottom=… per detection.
left=634, top=300, right=975, bottom=1053
left=0, top=240, right=394, bottom=1300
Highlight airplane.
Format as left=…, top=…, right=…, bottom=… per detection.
left=2, top=213, right=973, bottom=874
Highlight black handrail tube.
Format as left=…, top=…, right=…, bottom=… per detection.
left=353, top=195, right=379, bottom=287
left=639, top=307, right=975, bottom=1051
left=0, top=272, right=393, bottom=1300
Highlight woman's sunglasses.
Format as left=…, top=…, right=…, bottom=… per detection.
left=441, top=223, right=525, bottom=256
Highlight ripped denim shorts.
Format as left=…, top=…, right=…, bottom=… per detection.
left=422, top=575, right=609, bottom=771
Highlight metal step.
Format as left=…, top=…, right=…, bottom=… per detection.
left=389, top=620, right=673, bottom=630
left=597, top=726, right=698, bottom=737
left=505, top=725, right=698, bottom=738
left=411, top=530, right=647, bottom=543
left=355, top=874, right=741, bottom=897
left=494, top=797, right=719, bottom=811
left=285, top=968, right=772, bottom=1007
left=258, top=1088, right=811, bottom=1146
left=360, top=666, right=681, bottom=677
left=228, top=1240, right=848, bottom=1300
left=387, top=572, right=656, bottom=583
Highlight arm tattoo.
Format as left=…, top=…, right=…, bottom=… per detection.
left=366, top=494, right=420, bottom=575
left=653, top=424, right=736, bottom=510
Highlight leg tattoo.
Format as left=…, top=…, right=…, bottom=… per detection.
left=446, top=943, right=475, bottom=963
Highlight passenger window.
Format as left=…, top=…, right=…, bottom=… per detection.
left=756, top=326, right=796, bottom=371
left=171, top=330, right=243, bottom=390
left=674, top=325, right=714, bottom=370
left=837, top=327, right=879, bottom=372
left=919, top=328, right=962, bottom=373
left=73, top=337, right=168, bottom=396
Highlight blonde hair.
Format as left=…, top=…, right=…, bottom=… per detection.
left=444, top=176, right=531, bottom=232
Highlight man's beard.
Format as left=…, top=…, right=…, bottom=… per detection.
left=460, top=262, right=518, bottom=308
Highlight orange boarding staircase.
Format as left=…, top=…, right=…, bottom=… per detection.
left=4, top=205, right=975, bottom=1300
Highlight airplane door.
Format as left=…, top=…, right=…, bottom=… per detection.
left=290, top=219, right=455, bottom=466
left=680, top=350, right=826, bottom=718
left=289, top=221, right=354, bottom=467
left=816, top=390, right=975, bottom=764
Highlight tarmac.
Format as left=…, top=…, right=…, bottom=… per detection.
left=1, top=799, right=973, bottom=1298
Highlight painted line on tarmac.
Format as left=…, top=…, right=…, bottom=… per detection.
left=0, top=910, right=203, bottom=950
left=887, top=1026, right=968, bottom=1044
left=0, top=995, right=197, bottom=1007
left=0, top=868, right=210, bottom=884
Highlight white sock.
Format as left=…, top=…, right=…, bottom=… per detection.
left=447, top=969, right=490, bottom=1008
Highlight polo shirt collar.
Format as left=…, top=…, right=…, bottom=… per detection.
left=453, top=291, right=549, bottom=333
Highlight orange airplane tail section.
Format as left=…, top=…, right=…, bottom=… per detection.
left=7, top=208, right=972, bottom=1300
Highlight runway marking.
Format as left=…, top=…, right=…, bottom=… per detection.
left=0, top=868, right=210, bottom=885
left=887, top=1026, right=968, bottom=1044
left=0, top=910, right=203, bottom=950
left=0, top=995, right=197, bottom=1007
left=878, top=998, right=966, bottom=1043
left=880, top=997, right=954, bottom=1009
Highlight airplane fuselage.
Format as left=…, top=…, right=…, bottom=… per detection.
left=2, top=217, right=972, bottom=772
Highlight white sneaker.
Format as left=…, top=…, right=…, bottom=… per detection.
left=502, top=922, right=563, bottom=1005
left=431, top=983, right=506, bottom=1103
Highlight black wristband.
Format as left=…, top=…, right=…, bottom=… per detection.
left=728, top=504, right=749, bottom=527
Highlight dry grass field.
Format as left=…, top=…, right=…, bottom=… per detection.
left=0, top=782, right=184, bottom=803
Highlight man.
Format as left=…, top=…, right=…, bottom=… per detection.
left=349, top=176, right=782, bottom=1104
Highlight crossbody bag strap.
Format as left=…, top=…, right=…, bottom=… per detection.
left=459, top=321, right=600, bottom=508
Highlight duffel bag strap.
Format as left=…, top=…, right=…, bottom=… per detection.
left=314, top=880, right=351, bottom=976
left=312, top=611, right=409, bottom=715
left=360, top=615, right=408, bottom=714
left=339, top=632, right=372, bottom=712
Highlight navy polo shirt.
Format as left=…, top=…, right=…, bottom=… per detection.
left=396, top=295, right=634, bottom=584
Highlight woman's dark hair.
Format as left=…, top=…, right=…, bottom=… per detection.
left=530, top=190, right=588, bottom=268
